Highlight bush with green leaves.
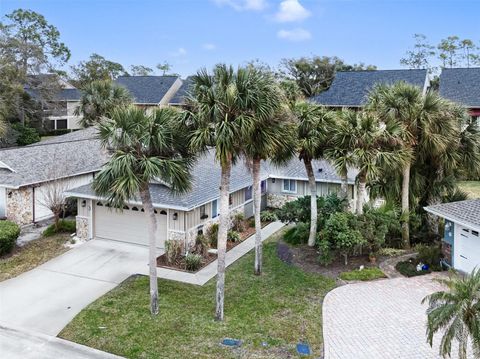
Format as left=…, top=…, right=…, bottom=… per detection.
left=283, top=222, right=310, bottom=245
left=357, top=207, right=391, bottom=254
left=395, top=259, right=431, bottom=277
left=247, top=217, right=255, bottom=228
left=231, top=213, right=245, bottom=232
left=185, top=253, right=203, bottom=272
left=227, top=230, right=241, bottom=243
left=43, top=219, right=76, bottom=237
left=205, top=223, right=218, bottom=248
left=190, top=234, right=210, bottom=257
left=318, top=212, right=365, bottom=265
left=415, top=243, right=443, bottom=270
left=0, top=220, right=20, bottom=255
left=260, top=210, right=277, bottom=222
left=165, top=239, right=184, bottom=264
left=11, top=123, right=40, bottom=146
left=377, top=247, right=407, bottom=257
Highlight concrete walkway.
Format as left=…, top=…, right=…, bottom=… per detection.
left=0, top=325, right=123, bottom=359
left=323, top=274, right=473, bottom=358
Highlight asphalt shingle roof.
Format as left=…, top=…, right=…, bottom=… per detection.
left=25, top=88, right=82, bottom=102
left=0, top=128, right=107, bottom=188
left=169, top=76, right=193, bottom=105
left=115, top=76, right=179, bottom=104
left=439, top=68, right=480, bottom=108
left=424, top=199, right=480, bottom=231
left=310, top=69, right=428, bottom=107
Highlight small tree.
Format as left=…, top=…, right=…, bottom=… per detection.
left=422, top=270, right=480, bottom=359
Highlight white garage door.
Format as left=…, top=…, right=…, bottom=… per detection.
left=455, top=226, right=480, bottom=273
left=94, top=202, right=167, bottom=249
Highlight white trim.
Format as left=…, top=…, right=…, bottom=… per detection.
left=424, top=206, right=480, bottom=233
left=0, top=161, right=16, bottom=173
left=1, top=170, right=98, bottom=189
left=282, top=179, right=297, bottom=194
left=269, top=174, right=355, bottom=185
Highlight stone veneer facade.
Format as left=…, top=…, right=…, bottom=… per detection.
left=267, top=193, right=298, bottom=209
left=75, top=216, right=89, bottom=240
left=6, top=188, right=33, bottom=225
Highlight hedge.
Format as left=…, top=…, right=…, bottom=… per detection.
left=0, top=220, right=20, bottom=255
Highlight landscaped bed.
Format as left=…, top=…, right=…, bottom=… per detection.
left=60, top=230, right=335, bottom=358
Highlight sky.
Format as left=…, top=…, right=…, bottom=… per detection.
left=1, top=0, right=479, bottom=77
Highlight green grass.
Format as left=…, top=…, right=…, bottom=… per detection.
left=60, top=233, right=335, bottom=358
left=339, top=267, right=386, bottom=281
left=0, top=234, right=69, bottom=282
left=43, top=219, right=76, bottom=237
left=458, top=181, right=480, bottom=199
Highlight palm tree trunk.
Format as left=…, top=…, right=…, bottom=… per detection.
left=401, top=162, right=411, bottom=249
left=304, top=159, right=317, bottom=247
left=252, top=158, right=262, bottom=275
left=216, top=156, right=231, bottom=321
left=356, top=172, right=367, bottom=215
left=139, top=184, right=159, bottom=316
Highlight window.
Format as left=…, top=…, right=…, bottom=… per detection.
left=245, top=186, right=252, bottom=201
left=261, top=180, right=267, bottom=194
left=282, top=179, right=296, bottom=193
left=200, top=205, right=208, bottom=219
left=212, top=199, right=218, bottom=218
left=229, top=194, right=233, bottom=206
left=55, top=119, right=67, bottom=130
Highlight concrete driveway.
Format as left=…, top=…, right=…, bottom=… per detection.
left=0, top=239, right=155, bottom=336
left=323, top=274, right=473, bottom=359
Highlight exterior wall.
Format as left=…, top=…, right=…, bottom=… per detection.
left=67, top=101, right=82, bottom=129
left=6, top=187, right=33, bottom=225
left=75, top=198, right=93, bottom=240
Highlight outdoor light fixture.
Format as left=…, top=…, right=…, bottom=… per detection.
left=272, top=178, right=276, bottom=183
left=173, top=212, right=178, bottom=220
left=81, top=200, right=86, bottom=207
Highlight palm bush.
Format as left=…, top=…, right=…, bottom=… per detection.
left=185, top=253, right=203, bottom=272
left=422, top=270, right=480, bottom=359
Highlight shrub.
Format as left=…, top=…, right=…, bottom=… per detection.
left=227, top=230, right=241, bottom=243
left=0, top=220, right=20, bottom=255
left=416, top=243, right=443, bottom=270
left=357, top=207, right=389, bottom=254
left=231, top=213, right=245, bottom=232
left=248, top=217, right=256, bottom=228
left=205, top=223, right=218, bottom=248
left=283, top=222, right=309, bottom=245
left=317, top=238, right=333, bottom=266
left=377, top=248, right=407, bottom=257
left=185, top=253, right=203, bottom=272
left=395, top=259, right=431, bottom=277
left=165, top=240, right=184, bottom=264
left=43, top=219, right=76, bottom=237
left=12, top=123, right=40, bottom=146
left=260, top=210, right=277, bottom=222
left=339, top=267, right=386, bottom=281
left=190, top=234, right=210, bottom=257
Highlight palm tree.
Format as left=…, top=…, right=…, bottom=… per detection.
left=184, top=64, right=276, bottom=320
left=76, top=80, right=132, bottom=127
left=422, top=269, right=480, bottom=359
left=368, top=82, right=454, bottom=248
left=93, top=106, right=192, bottom=315
left=292, top=102, right=334, bottom=247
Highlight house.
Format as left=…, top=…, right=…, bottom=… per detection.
left=115, top=76, right=183, bottom=110
left=0, top=128, right=106, bottom=225
left=439, top=67, right=480, bottom=124
left=65, top=152, right=358, bottom=250
left=25, top=75, right=83, bottom=130
left=310, top=69, right=429, bottom=108
left=168, top=76, right=193, bottom=106
left=424, top=199, right=480, bottom=273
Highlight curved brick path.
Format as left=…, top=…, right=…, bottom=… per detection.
left=323, top=274, right=473, bottom=359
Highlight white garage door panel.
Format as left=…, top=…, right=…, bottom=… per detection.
left=456, top=226, right=480, bottom=273
left=95, top=204, right=167, bottom=248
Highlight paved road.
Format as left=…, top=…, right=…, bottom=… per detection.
left=0, top=239, right=156, bottom=336
left=0, top=325, right=123, bottom=359
left=323, top=274, right=473, bottom=358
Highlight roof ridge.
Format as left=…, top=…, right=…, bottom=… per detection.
left=0, top=137, right=99, bottom=152
left=336, top=69, right=426, bottom=74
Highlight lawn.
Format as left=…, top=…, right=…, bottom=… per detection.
left=60, top=232, right=335, bottom=358
left=339, top=267, right=386, bottom=281
left=458, top=181, right=480, bottom=199
left=0, top=233, right=70, bottom=282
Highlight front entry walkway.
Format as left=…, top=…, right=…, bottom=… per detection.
left=323, top=274, right=473, bottom=359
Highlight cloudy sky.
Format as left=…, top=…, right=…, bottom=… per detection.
left=1, top=0, right=479, bottom=76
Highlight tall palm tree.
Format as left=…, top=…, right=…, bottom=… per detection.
left=93, top=106, right=192, bottom=315
left=76, top=80, right=132, bottom=127
left=184, top=64, right=275, bottom=320
left=292, top=102, right=333, bottom=246
left=422, top=269, right=480, bottom=359
left=368, top=82, right=454, bottom=248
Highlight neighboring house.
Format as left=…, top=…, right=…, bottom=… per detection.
left=424, top=199, right=480, bottom=273
left=168, top=76, right=193, bottom=106
left=439, top=67, right=480, bottom=124
left=65, top=152, right=357, bottom=250
left=25, top=76, right=83, bottom=130
left=0, top=128, right=106, bottom=225
left=115, top=76, right=183, bottom=111
left=310, top=69, right=429, bottom=108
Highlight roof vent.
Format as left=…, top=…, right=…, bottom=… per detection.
left=318, top=168, right=323, bottom=173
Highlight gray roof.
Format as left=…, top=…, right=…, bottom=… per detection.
left=0, top=128, right=107, bottom=188
left=439, top=68, right=480, bottom=108
left=424, top=199, right=480, bottom=231
left=37, top=127, right=98, bottom=145
left=311, top=69, right=428, bottom=107
left=115, top=76, right=179, bottom=104
left=169, top=76, right=193, bottom=105
left=26, top=88, right=82, bottom=102
left=66, top=153, right=354, bottom=210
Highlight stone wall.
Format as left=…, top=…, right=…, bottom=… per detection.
left=267, top=193, right=298, bottom=209
left=168, top=230, right=186, bottom=242
left=75, top=216, right=89, bottom=240
left=6, top=187, right=33, bottom=225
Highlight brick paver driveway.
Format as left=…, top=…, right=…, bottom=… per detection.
left=323, top=274, right=473, bottom=359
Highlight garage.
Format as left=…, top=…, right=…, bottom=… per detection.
left=455, top=225, right=480, bottom=273
left=94, top=201, right=167, bottom=249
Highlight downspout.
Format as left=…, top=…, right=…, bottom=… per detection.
left=32, top=187, right=36, bottom=224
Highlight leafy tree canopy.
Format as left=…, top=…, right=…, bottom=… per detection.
left=70, top=53, right=128, bottom=89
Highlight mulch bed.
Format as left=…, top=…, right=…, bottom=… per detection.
left=277, top=239, right=383, bottom=279
left=157, top=252, right=217, bottom=273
